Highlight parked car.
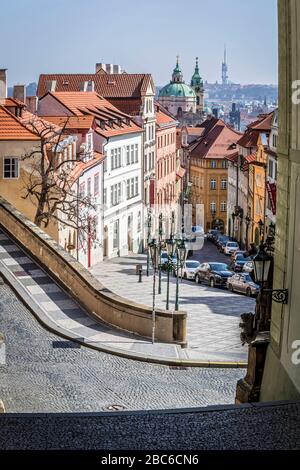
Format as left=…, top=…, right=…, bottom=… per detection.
left=207, top=229, right=219, bottom=241
left=227, top=272, right=260, bottom=297
left=224, top=241, right=239, bottom=255
left=231, top=254, right=253, bottom=272
left=174, top=260, right=200, bottom=280
left=217, top=235, right=230, bottom=252
left=231, top=250, right=247, bottom=262
left=243, top=260, right=254, bottom=273
left=195, top=262, right=234, bottom=287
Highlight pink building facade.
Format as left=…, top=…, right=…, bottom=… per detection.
left=155, top=108, right=178, bottom=209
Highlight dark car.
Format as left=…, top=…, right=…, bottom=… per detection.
left=217, top=235, right=230, bottom=252
left=195, top=262, right=234, bottom=288
left=207, top=229, right=219, bottom=241
left=231, top=254, right=253, bottom=272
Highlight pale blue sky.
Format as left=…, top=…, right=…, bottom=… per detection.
left=0, top=0, right=278, bottom=87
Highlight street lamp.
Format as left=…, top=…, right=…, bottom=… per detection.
left=149, top=238, right=159, bottom=343
left=253, top=241, right=272, bottom=286
left=252, top=240, right=288, bottom=334
left=175, top=239, right=187, bottom=311
left=157, top=213, right=163, bottom=294
left=146, top=209, right=152, bottom=276
left=165, top=236, right=175, bottom=310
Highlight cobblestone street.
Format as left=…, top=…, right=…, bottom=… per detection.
left=0, top=282, right=244, bottom=412
left=92, top=240, right=255, bottom=361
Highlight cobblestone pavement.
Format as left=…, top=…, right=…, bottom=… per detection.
left=92, top=240, right=255, bottom=361
left=0, top=282, right=244, bottom=413
left=0, top=228, right=249, bottom=363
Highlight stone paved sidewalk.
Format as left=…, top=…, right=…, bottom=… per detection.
left=0, top=228, right=250, bottom=365
left=91, top=252, right=256, bottom=362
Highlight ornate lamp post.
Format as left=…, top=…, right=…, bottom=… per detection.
left=146, top=209, right=152, bottom=277
left=174, top=239, right=187, bottom=311
left=149, top=238, right=159, bottom=343
left=157, top=213, right=163, bottom=294
left=165, top=237, right=175, bottom=310
left=236, top=241, right=288, bottom=404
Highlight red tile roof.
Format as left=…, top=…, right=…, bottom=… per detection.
left=0, top=105, right=40, bottom=141
left=105, top=98, right=142, bottom=116
left=0, top=97, right=26, bottom=108
left=48, top=91, right=121, bottom=116
left=37, top=73, right=154, bottom=99
left=250, top=112, right=273, bottom=131
left=189, top=118, right=241, bottom=159
left=69, top=152, right=104, bottom=182
left=39, top=115, right=95, bottom=130
left=39, top=92, right=143, bottom=138
left=156, top=110, right=177, bottom=127
left=238, top=113, right=273, bottom=149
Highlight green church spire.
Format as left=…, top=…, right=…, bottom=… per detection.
left=191, top=57, right=203, bottom=87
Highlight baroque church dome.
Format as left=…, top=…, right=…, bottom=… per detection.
left=159, top=82, right=196, bottom=98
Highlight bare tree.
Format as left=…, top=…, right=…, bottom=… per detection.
left=20, top=116, right=98, bottom=247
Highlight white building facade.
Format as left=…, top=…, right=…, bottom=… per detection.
left=102, top=132, right=144, bottom=258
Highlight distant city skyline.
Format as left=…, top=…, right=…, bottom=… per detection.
left=0, top=0, right=278, bottom=87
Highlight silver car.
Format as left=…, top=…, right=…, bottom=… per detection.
left=175, top=260, right=200, bottom=280
left=227, top=272, right=259, bottom=296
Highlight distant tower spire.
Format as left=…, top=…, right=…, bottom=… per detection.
left=222, top=45, right=229, bottom=85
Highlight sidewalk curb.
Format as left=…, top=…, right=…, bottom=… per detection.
left=0, top=262, right=247, bottom=369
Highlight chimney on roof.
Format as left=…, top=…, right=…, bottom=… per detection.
left=95, top=63, right=122, bottom=74
left=0, top=69, right=7, bottom=99
left=26, top=96, right=38, bottom=114
left=13, top=84, right=26, bottom=104
left=45, top=80, right=57, bottom=92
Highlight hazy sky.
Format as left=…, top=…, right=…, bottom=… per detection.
left=0, top=0, right=278, bottom=87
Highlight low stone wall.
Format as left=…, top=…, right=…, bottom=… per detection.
left=0, top=197, right=187, bottom=345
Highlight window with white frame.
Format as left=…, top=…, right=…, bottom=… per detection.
left=130, top=145, right=134, bottom=164
left=268, top=160, right=274, bottom=178
left=210, top=179, right=216, bottom=190
left=221, top=201, right=227, bottom=212
left=110, top=183, right=122, bottom=206
left=3, top=157, right=19, bottom=178
left=210, top=160, right=217, bottom=168
left=94, top=173, right=99, bottom=195
left=210, top=201, right=216, bottom=212
left=126, top=177, right=139, bottom=199
left=221, top=160, right=227, bottom=169
left=134, top=144, right=138, bottom=163
left=221, top=179, right=227, bottom=190
left=111, top=148, right=122, bottom=170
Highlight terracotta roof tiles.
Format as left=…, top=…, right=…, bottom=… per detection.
left=37, top=73, right=154, bottom=99
left=0, top=105, right=40, bottom=141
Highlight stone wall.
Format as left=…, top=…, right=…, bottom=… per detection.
left=0, top=196, right=187, bottom=345
left=260, top=0, right=300, bottom=401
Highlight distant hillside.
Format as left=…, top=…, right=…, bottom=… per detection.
left=8, top=82, right=37, bottom=98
